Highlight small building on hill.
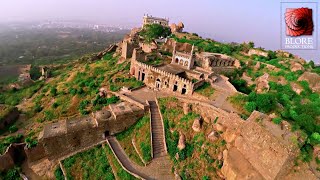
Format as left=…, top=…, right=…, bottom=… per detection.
left=143, top=14, right=169, bottom=27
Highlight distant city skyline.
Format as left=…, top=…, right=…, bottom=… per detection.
left=0, top=0, right=318, bottom=63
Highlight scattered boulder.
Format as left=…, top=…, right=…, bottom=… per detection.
left=192, top=117, right=202, bottom=132
left=183, top=103, right=191, bottom=115
left=177, top=132, right=186, bottom=150
left=99, top=88, right=107, bottom=97
left=207, top=130, right=218, bottom=142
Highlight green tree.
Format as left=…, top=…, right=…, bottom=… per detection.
left=248, top=41, right=255, bottom=49
left=30, top=65, right=42, bottom=80
left=140, top=24, right=171, bottom=42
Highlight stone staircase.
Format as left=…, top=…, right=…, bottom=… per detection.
left=149, top=101, right=167, bottom=158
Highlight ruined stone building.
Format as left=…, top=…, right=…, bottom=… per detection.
left=28, top=102, right=144, bottom=161
left=143, top=14, right=169, bottom=27
left=195, top=52, right=240, bottom=73
left=171, top=41, right=195, bottom=70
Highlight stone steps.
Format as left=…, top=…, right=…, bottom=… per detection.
left=149, top=100, right=166, bottom=159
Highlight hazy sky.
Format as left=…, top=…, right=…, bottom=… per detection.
left=0, top=0, right=319, bottom=63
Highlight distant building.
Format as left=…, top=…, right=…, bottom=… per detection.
left=143, top=14, right=169, bottom=27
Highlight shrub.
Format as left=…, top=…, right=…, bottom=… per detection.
left=8, top=125, right=18, bottom=133
left=309, top=132, right=320, bottom=145
left=272, top=117, right=282, bottom=124
left=50, top=87, right=57, bottom=96
left=244, top=102, right=256, bottom=113
left=25, top=137, right=38, bottom=148
left=54, top=166, right=64, bottom=180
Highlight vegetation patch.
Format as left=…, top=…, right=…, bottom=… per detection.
left=62, top=145, right=115, bottom=180
left=195, top=82, right=215, bottom=99
left=0, top=134, right=23, bottom=154
left=116, top=114, right=151, bottom=165
left=159, top=97, right=225, bottom=179
left=104, top=144, right=138, bottom=180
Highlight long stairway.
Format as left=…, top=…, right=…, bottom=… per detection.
left=149, top=101, right=167, bottom=158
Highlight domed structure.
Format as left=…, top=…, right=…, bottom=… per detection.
left=95, top=110, right=112, bottom=120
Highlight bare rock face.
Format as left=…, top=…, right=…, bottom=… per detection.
left=290, top=62, right=304, bottom=72
left=192, top=117, right=202, bottom=132
left=177, top=132, right=186, bottom=150
left=255, top=73, right=270, bottom=93
left=208, top=131, right=218, bottom=142
left=183, top=103, right=191, bottom=115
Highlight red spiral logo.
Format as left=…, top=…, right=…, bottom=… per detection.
left=285, top=8, right=313, bottom=36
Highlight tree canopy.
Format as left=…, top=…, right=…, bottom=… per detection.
left=140, top=24, right=171, bottom=42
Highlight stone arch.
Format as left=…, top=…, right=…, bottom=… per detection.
left=175, top=58, right=179, bottom=63
left=155, top=78, right=161, bottom=89
left=179, top=59, right=184, bottom=65
left=184, top=61, right=189, bottom=67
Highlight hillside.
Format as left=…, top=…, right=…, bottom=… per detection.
left=0, top=19, right=320, bottom=179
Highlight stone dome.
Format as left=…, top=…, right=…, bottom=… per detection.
left=95, top=110, right=111, bottom=120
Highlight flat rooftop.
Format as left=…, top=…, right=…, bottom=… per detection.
left=157, top=64, right=186, bottom=75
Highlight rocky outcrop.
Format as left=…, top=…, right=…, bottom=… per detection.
left=170, top=22, right=184, bottom=33
left=248, top=49, right=268, bottom=57
left=298, top=72, right=320, bottom=93
left=255, top=73, right=270, bottom=93
left=290, top=62, right=304, bottom=72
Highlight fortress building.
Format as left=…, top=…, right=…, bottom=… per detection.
left=143, top=14, right=169, bottom=27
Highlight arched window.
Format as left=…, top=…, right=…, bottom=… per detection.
left=175, top=58, right=179, bottom=63
left=184, top=61, right=189, bottom=67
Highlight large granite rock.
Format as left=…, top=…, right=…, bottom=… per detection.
left=177, top=132, right=186, bottom=150
left=192, top=117, right=202, bottom=132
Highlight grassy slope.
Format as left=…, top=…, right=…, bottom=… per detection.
left=1, top=53, right=143, bottom=141
left=62, top=145, right=115, bottom=180
left=116, top=114, right=152, bottom=165
left=159, top=97, right=226, bottom=180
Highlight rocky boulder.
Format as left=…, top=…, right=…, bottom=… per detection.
left=177, top=132, right=186, bottom=150
left=192, top=117, right=202, bottom=132
left=207, top=130, right=218, bottom=142
left=183, top=103, right=191, bottom=115
left=170, top=22, right=184, bottom=33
